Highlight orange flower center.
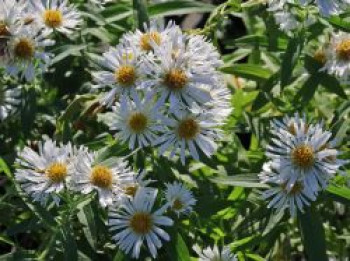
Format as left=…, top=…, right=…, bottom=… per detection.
left=291, top=144, right=315, bottom=169
left=46, top=162, right=67, bottom=183
left=164, top=69, right=188, bottom=90
left=177, top=118, right=200, bottom=140
left=140, top=32, right=161, bottom=51
left=128, top=113, right=148, bottom=133
left=43, top=9, right=63, bottom=28
left=129, top=212, right=153, bottom=234
left=14, top=38, right=34, bottom=59
left=90, top=165, right=113, bottom=189
left=336, top=39, right=350, bottom=60
left=115, top=65, right=136, bottom=87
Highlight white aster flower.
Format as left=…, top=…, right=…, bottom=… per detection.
left=193, top=245, right=237, bottom=261
left=301, top=0, right=350, bottom=16
left=273, top=10, right=299, bottom=32
left=155, top=105, right=222, bottom=164
left=71, top=151, right=136, bottom=207
left=14, top=138, right=74, bottom=205
left=264, top=114, right=346, bottom=192
left=0, top=85, right=21, bottom=121
left=120, top=20, right=179, bottom=53
left=120, top=170, right=154, bottom=199
left=29, top=0, right=81, bottom=35
left=260, top=166, right=318, bottom=217
left=165, top=181, right=196, bottom=216
left=323, top=32, right=350, bottom=83
left=99, top=93, right=163, bottom=149
left=92, top=46, right=143, bottom=107
left=142, top=33, right=215, bottom=109
left=109, top=188, right=173, bottom=259
left=6, top=26, right=54, bottom=81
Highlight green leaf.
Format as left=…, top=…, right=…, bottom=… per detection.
left=61, top=227, right=78, bottom=261
left=294, top=75, right=319, bottom=104
left=148, top=1, right=214, bottom=17
left=318, top=74, right=347, bottom=99
left=133, top=0, right=150, bottom=31
left=0, top=158, right=12, bottom=178
left=211, top=174, right=269, bottom=188
left=327, top=15, right=350, bottom=32
left=298, top=207, right=328, bottom=261
left=220, top=64, right=272, bottom=81
left=326, top=184, right=350, bottom=205
left=281, top=37, right=301, bottom=88
left=166, top=232, right=191, bottom=261
left=227, top=35, right=288, bottom=50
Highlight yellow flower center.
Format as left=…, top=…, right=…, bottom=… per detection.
left=43, top=9, right=63, bottom=28
left=14, top=38, right=34, bottom=59
left=115, top=65, right=136, bottom=87
left=128, top=112, right=148, bottom=133
left=0, top=21, right=10, bottom=37
left=288, top=122, right=296, bottom=135
left=281, top=181, right=304, bottom=195
left=313, top=49, right=326, bottom=64
left=129, top=212, right=153, bottom=234
left=90, top=165, right=113, bottom=189
left=336, top=39, right=350, bottom=60
left=164, top=69, right=188, bottom=90
left=172, top=198, right=184, bottom=210
left=177, top=118, right=200, bottom=140
left=291, top=144, right=315, bottom=169
left=46, top=162, right=67, bottom=183
left=124, top=185, right=138, bottom=197
left=140, top=32, right=161, bottom=51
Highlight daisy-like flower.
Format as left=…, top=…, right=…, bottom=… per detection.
left=71, top=151, right=136, bottom=207
left=0, top=85, right=21, bottom=121
left=193, top=245, right=237, bottom=261
left=142, top=33, right=216, bottom=109
left=165, top=182, right=196, bottom=216
left=109, top=188, right=173, bottom=259
left=120, top=20, right=179, bottom=53
left=323, top=31, right=350, bottom=83
left=0, top=0, right=28, bottom=64
left=6, top=26, right=54, bottom=81
left=302, top=0, right=350, bottom=17
left=265, top=114, right=346, bottom=192
left=29, top=0, right=81, bottom=35
left=121, top=170, right=154, bottom=198
left=99, top=94, right=163, bottom=149
left=92, top=46, right=143, bottom=107
left=155, top=105, right=222, bottom=164
left=260, top=164, right=318, bottom=217
left=14, top=138, right=74, bottom=205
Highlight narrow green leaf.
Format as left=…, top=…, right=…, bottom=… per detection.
left=281, top=37, right=300, bottom=88
left=148, top=1, right=214, bottom=17
left=227, top=35, right=288, bottom=50
left=211, top=174, right=269, bottom=188
left=326, top=184, right=350, bottom=204
left=298, top=207, right=327, bottom=261
left=327, top=15, right=350, bottom=32
left=166, top=232, right=191, bottom=261
left=294, top=75, right=319, bottom=104
left=220, top=64, right=272, bottom=81
left=318, top=74, right=347, bottom=99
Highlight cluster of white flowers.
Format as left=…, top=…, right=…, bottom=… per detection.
left=0, top=0, right=81, bottom=81
left=259, top=114, right=347, bottom=217
left=14, top=137, right=198, bottom=258
left=193, top=245, right=237, bottom=261
left=266, top=0, right=349, bottom=33
left=95, top=20, right=231, bottom=165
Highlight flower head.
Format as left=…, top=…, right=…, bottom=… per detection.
left=165, top=182, right=196, bottom=216
left=193, top=245, right=237, bottom=261
left=109, top=188, right=173, bottom=258
left=0, top=85, right=21, bottom=121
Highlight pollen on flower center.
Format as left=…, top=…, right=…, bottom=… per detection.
left=0, top=21, right=10, bottom=37
left=140, top=32, right=161, bottom=51
left=90, top=165, right=113, bottom=189
left=336, top=39, right=350, bottom=60
left=115, top=65, right=136, bottom=87
left=281, top=181, right=304, bottom=195
left=14, top=38, right=34, bottom=59
left=291, top=144, right=315, bottom=169
left=46, top=162, right=67, bottom=183
left=43, top=9, right=63, bottom=28
left=177, top=118, right=200, bottom=140
left=129, top=212, right=153, bottom=234
left=172, top=198, right=184, bottom=210
left=164, top=69, right=188, bottom=90
left=313, top=49, right=326, bottom=64
left=124, top=185, right=138, bottom=197
left=128, top=112, right=148, bottom=133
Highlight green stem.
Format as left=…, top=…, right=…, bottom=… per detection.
left=298, top=207, right=328, bottom=261
left=132, top=0, right=150, bottom=31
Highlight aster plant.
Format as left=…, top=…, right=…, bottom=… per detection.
left=0, top=0, right=349, bottom=261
